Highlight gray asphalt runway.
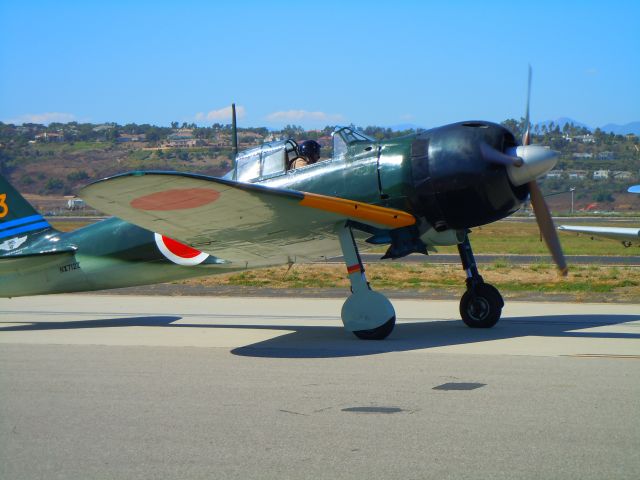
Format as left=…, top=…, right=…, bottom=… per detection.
left=1, top=295, right=639, bottom=480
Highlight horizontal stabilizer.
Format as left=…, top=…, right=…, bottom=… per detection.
left=0, top=250, right=76, bottom=276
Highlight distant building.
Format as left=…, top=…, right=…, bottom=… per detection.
left=567, top=170, right=587, bottom=179
left=92, top=124, right=115, bottom=132
left=35, top=132, right=64, bottom=142
left=593, top=169, right=610, bottom=180
left=564, top=134, right=595, bottom=143
left=598, top=151, right=615, bottom=160
left=577, top=134, right=595, bottom=143
left=611, top=171, right=633, bottom=180
left=166, top=129, right=203, bottom=147
left=572, top=152, right=593, bottom=159
left=545, top=170, right=563, bottom=178
left=116, top=133, right=146, bottom=143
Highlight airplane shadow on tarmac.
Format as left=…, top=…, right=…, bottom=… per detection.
left=1, top=313, right=638, bottom=358
left=228, top=314, right=640, bottom=358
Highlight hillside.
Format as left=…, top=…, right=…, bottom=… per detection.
left=1, top=120, right=639, bottom=213
left=1, top=142, right=232, bottom=196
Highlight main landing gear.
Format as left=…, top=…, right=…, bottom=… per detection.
left=338, top=223, right=395, bottom=340
left=337, top=225, right=503, bottom=339
left=457, top=234, right=504, bottom=328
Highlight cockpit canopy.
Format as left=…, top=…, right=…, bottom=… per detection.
left=228, top=126, right=375, bottom=182
left=332, top=126, right=375, bottom=158
left=233, top=139, right=299, bottom=182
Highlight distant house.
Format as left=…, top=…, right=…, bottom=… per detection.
left=611, top=171, right=633, bottom=180
left=567, top=170, right=587, bottom=179
left=572, top=152, right=593, bottom=159
left=166, top=129, right=203, bottom=148
left=577, top=134, right=595, bottom=143
left=597, top=151, right=615, bottom=160
left=92, top=124, right=115, bottom=132
left=116, top=133, right=147, bottom=143
left=593, top=169, right=610, bottom=180
left=563, top=134, right=595, bottom=143
left=545, top=170, right=563, bottom=178
left=35, top=132, right=64, bottom=142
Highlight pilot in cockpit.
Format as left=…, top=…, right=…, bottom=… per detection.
left=290, top=140, right=321, bottom=169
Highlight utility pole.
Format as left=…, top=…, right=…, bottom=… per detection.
left=570, top=187, right=575, bottom=214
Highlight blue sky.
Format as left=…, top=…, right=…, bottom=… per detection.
left=1, top=0, right=638, bottom=129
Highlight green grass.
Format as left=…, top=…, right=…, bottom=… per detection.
left=45, top=218, right=640, bottom=300
left=183, top=262, right=639, bottom=302
left=30, top=141, right=110, bottom=154
left=430, top=219, right=640, bottom=256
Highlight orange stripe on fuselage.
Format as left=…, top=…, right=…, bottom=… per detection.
left=299, top=193, right=415, bottom=228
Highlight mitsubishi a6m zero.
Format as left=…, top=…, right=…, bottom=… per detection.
left=1, top=97, right=567, bottom=340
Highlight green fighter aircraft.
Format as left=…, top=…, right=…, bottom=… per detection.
left=0, top=91, right=567, bottom=340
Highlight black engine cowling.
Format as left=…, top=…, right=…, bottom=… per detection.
left=410, top=121, right=528, bottom=230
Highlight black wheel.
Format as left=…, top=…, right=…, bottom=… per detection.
left=353, top=316, right=396, bottom=340
left=459, top=283, right=503, bottom=328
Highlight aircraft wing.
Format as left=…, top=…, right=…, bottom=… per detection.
left=81, top=171, right=416, bottom=267
left=558, top=225, right=640, bottom=244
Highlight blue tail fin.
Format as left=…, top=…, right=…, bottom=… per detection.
left=0, top=174, right=54, bottom=253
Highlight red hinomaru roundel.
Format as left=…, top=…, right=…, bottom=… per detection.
left=154, top=233, right=209, bottom=266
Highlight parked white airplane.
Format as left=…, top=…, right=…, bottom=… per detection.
left=558, top=186, right=640, bottom=247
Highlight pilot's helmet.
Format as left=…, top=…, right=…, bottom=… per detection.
left=299, top=140, right=321, bottom=163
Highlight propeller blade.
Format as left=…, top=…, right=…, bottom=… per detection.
left=523, top=65, right=532, bottom=146
left=528, top=180, right=568, bottom=275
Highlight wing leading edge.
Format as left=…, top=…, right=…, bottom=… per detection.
left=558, top=186, right=640, bottom=246
left=558, top=225, right=640, bottom=244
left=81, top=171, right=415, bottom=267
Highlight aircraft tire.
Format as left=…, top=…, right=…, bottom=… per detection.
left=353, top=316, right=396, bottom=340
left=460, top=283, right=502, bottom=328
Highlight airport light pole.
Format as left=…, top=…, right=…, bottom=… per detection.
left=543, top=187, right=576, bottom=215
left=570, top=187, right=575, bottom=214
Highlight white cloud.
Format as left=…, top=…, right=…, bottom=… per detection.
left=265, top=110, right=344, bottom=124
left=195, top=105, right=246, bottom=122
left=6, top=112, right=76, bottom=125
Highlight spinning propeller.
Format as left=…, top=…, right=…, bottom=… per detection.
left=479, top=67, right=567, bottom=275
left=522, top=66, right=568, bottom=276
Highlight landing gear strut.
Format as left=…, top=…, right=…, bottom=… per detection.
left=338, top=223, right=395, bottom=340
left=457, top=234, right=504, bottom=328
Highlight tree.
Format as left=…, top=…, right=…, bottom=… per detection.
left=45, top=178, right=64, bottom=192
left=501, top=119, right=519, bottom=137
